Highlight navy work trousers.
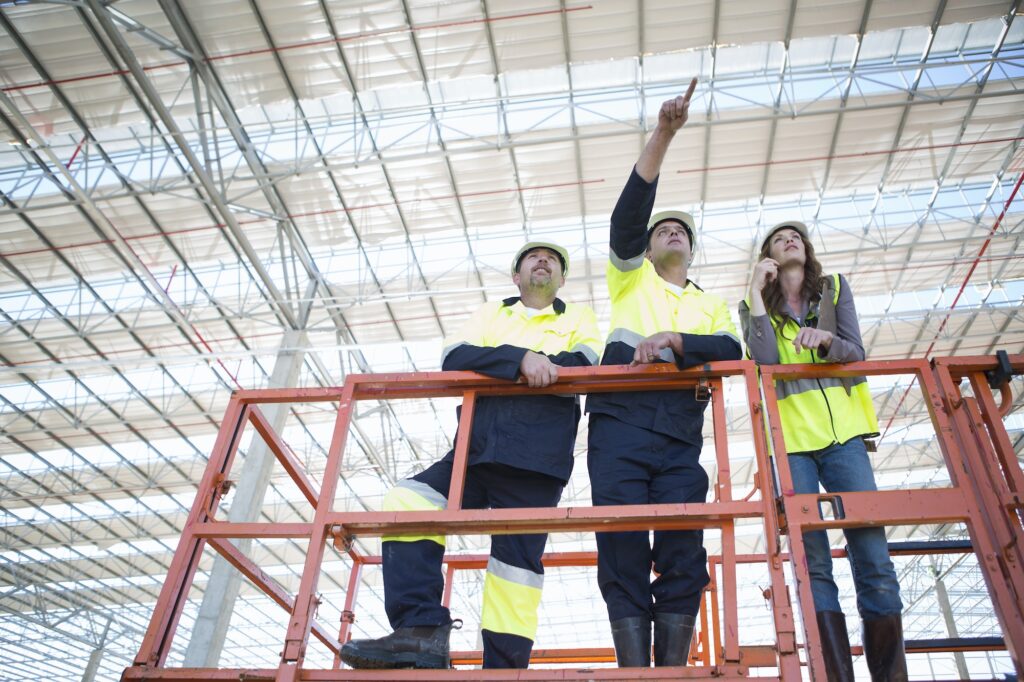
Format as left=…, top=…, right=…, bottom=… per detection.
left=587, top=414, right=710, bottom=620
left=383, top=460, right=563, bottom=668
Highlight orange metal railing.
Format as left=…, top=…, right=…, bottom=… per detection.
left=121, top=356, right=1023, bottom=681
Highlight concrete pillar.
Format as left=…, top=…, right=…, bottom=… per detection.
left=80, top=619, right=110, bottom=682
left=80, top=646, right=104, bottom=682
left=930, top=557, right=969, bottom=679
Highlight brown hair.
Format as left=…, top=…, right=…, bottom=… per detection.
left=759, top=230, right=825, bottom=328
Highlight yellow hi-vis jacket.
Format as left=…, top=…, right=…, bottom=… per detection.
left=586, top=168, right=742, bottom=445
left=440, top=296, right=601, bottom=482
left=740, top=273, right=879, bottom=454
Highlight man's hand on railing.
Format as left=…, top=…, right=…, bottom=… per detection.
left=631, top=331, right=684, bottom=366
left=518, top=351, right=559, bottom=388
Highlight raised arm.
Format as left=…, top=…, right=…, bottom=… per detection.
left=741, top=257, right=783, bottom=364
left=635, top=78, right=698, bottom=182
left=610, top=78, right=699, bottom=264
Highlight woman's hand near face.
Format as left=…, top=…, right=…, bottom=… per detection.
left=751, top=258, right=779, bottom=292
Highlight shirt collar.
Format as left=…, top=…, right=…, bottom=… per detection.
left=662, top=278, right=704, bottom=296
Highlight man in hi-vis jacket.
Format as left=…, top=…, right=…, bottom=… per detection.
left=341, top=242, right=600, bottom=670
left=586, top=79, right=742, bottom=668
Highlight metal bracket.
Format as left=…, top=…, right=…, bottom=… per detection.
left=330, top=525, right=354, bottom=551
left=696, top=376, right=712, bottom=402
left=207, top=474, right=234, bottom=515
left=817, top=494, right=846, bottom=521
left=775, top=497, right=789, bottom=537
left=986, top=349, right=1013, bottom=389
left=215, top=476, right=234, bottom=497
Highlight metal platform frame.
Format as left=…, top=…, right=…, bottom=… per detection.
left=121, top=355, right=1024, bottom=681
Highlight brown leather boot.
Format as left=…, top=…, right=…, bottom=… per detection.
left=862, top=614, right=909, bottom=682
left=815, top=611, right=855, bottom=681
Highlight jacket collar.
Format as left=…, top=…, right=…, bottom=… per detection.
left=502, top=296, right=566, bottom=314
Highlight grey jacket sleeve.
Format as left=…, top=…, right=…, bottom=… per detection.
left=819, top=273, right=866, bottom=363
left=738, top=300, right=780, bottom=364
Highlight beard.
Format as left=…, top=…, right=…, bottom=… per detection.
left=528, top=270, right=553, bottom=287
left=521, top=269, right=559, bottom=296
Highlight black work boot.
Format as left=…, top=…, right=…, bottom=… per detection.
left=816, top=611, right=855, bottom=682
left=610, top=616, right=651, bottom=667
left=340, top=619, right=460, bottom=669
left=653, top=612, right=695, bottom=667
left=863, top=614, right=908, bottom=682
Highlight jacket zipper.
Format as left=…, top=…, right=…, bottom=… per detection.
left=809, top=338, right=840, bottom=446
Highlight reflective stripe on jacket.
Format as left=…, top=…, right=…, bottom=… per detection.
left=749, top=273, right=879, bottom=454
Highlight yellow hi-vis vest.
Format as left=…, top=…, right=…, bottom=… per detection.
left=772, top=274, right=879, bottom=454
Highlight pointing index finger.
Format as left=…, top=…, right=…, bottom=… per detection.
left=683, top=77, right=698, bottom=103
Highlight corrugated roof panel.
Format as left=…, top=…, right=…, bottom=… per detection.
left=791, top=0, right=869, bottom=39
left=941, top=0, right=1013, bottom=27
left=486, top=0, right=570, bottom=73
left=642, top=0, right=715, bottom=54
left=405, top=5, right=494, bottom=82
left=763, top=114, right=839, bottom=198
left=449, top=151, right=526, bottom=230
left=718, top=0, right=793, bottom=46
left=564, top=1, right=639, bottom=64
left=700, top=118, right=773, bottom=203
left=825, top=101, right=906, bottom=192
left=865, top=0, right=943, bottom=32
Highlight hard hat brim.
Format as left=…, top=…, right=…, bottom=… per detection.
left=761, top=221, right=810, bottom=251
left=511, top=241, right=570, bottom=277
left=646, top=210, right=696, bottom=250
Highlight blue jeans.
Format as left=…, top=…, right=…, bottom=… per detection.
left=787, top=437, right=903, bottom=618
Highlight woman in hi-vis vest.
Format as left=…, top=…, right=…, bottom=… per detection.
left=738, top=221, right=907, bottom=682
